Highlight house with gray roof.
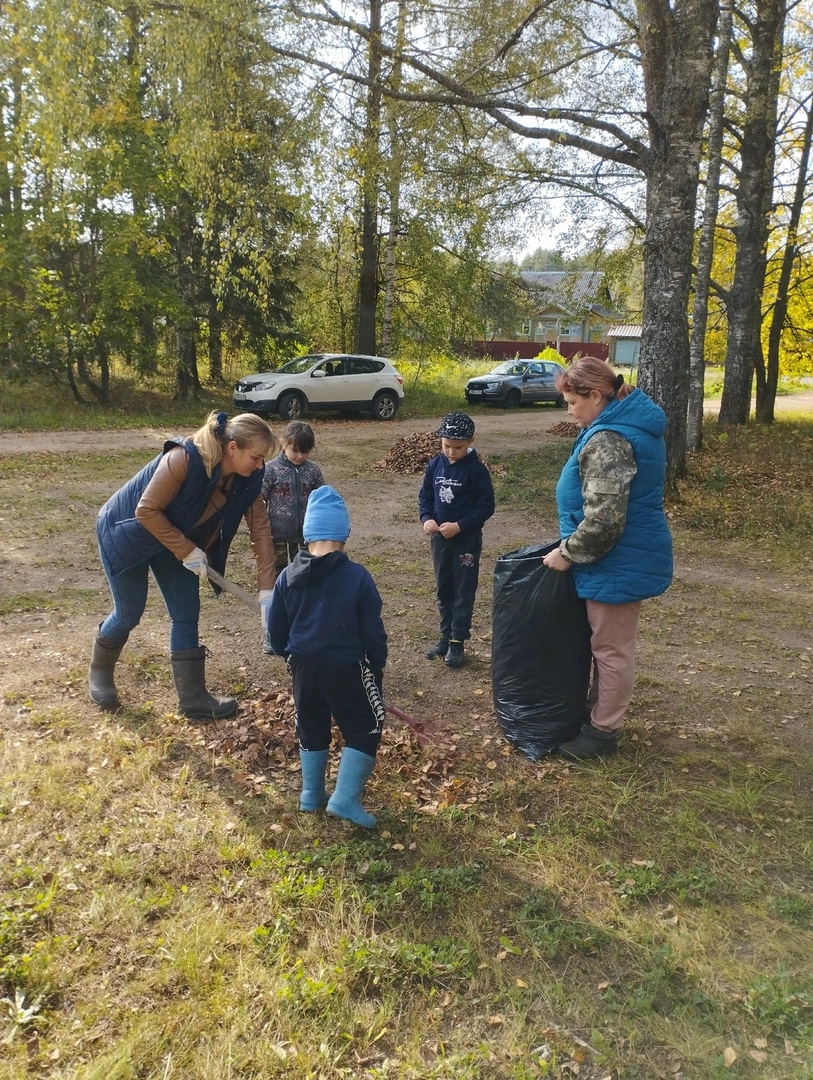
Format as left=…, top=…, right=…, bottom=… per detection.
left=475, top=270, right=619, bottom=361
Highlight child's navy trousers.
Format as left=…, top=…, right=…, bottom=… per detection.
left=289, top=657, right=384, bottom=758
left=430, top=529, right=483, bottom=643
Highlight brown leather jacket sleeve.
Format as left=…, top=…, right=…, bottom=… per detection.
left=135, top=447, right=196, bottom=560
left=245, top=492, right=276, bottom=591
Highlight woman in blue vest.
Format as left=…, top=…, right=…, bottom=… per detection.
left=91, top=411, right=278, bottom=720
left=542, top=357, right=673, bottom=759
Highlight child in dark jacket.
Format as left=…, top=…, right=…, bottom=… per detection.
left=262, top=421, right=325, bottom=574
left=265, top=486, right=387, bottom=827
left=419, top=412, right=495, bottom=667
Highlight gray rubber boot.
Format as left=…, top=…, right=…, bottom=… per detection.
left=89, top=629, right=127, bottom=710
left=170, top=646, right=237, bottom=721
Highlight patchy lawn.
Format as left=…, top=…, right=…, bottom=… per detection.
left=1, top=413, right=812, bottom=1080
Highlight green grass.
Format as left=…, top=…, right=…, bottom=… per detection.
left=3, top=719, right=812, bottom=1077
left=2, top=364, right=806, bottom=432
left=0, top=358, right=495, bottom=431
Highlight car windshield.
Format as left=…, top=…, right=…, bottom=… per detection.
left=489, top=361, right=528, bottom=376
left=276, top=354, right=327, bottom=375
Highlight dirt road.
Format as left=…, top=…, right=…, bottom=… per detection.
left=0, top=407, right=571, bottom=457
left=0, top=388, right=811, bottom=457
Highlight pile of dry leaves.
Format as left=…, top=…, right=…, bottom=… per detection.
left=373, top=431, right=506, bottom=477
left=373, top=431, right=441, bottom=474
left=183, top=682, right=561, bottom=814
left=550, top=421, right=579, bottom=438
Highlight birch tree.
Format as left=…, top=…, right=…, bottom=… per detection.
left=717, top=0, right=787, bottom=424
left=269, top=0, right=720, bottom=488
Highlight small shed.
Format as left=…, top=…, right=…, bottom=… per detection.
left=607, top=324, right=641, bottom=370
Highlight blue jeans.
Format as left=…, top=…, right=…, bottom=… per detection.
left=98, top=546, right=201, bottom=651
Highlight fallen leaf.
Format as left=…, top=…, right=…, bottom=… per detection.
left=723, top=1047, right=737, bottom=1068
left=748, top=1050, right=768, bottom=1064
left=753, top=1038, right=768, bottom=1049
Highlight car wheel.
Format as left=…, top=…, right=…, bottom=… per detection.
left=372, top=391, right=399, bottom=420
left=555, top=394, right=566, bottom=408
left=504, top=389, right=521, bottom=409
left=278, top=392, right=305, bottom=420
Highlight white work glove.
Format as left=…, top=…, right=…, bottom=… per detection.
left=182, top=546, right=208, bottom=578
left=259, top=589, right=274, bottom=630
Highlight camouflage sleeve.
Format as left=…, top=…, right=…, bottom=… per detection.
left=563, top=431, right=637, bottom=563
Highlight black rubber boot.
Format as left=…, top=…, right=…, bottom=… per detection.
left=443, top=640, right=465, bottom=668
left=89, top=629, right=127, bottom=710
left=425, top=636, right=449, bottom=660
left=171, top=646, right=237, bottom=721
left=558, top=723, right=618, bottom=760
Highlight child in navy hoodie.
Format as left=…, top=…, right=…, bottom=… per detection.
left=419, top=412, right=495, bottom=667
left=265, top=486, right=387, bottom=827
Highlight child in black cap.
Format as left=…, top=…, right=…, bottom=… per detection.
left=418, top=412, right=495, bottom=667
left=265, top=486, right=388, bottom=827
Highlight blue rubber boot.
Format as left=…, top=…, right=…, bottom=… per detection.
left=299, top=749, right=329, bottom=811
left=326, top=748, right=377, bottom=828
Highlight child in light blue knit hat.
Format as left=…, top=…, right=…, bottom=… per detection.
left=265, top=486, right=388, bottom=827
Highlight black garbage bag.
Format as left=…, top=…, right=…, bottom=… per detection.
left=492, top=542, right=592, bottom=760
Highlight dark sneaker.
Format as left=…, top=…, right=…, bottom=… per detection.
left=558, top=724, right=618, bottom=760
left=443, top=641, right=465, bottom=668
left=425, top=637, right=449, bottom=660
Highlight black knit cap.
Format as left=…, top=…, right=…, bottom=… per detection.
left=434, top=412, right=475, bottom=440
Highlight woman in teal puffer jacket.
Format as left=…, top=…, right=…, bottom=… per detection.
left=542, top=357, right=673, bottom=759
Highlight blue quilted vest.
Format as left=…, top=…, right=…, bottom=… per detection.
left=556, top=389, right=673, bottom=603
left=96, top=438, right=263, bottom=579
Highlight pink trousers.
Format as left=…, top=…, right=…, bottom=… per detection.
left=585, top=599, right=643, bottom=732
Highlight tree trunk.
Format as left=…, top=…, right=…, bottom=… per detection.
left=687, top=0, right=733, bottom=452
left=758, top=95, right=813, bottom=423
left=356, top=0, right=382, bottom=356
left=65, top=345, right=88, bottom=406
left=635, top=0, right=719, bottom=490
left=0, top=41, right=26, bottom=372
left=76, top=345, right=110, bottom=404
left=173, top=194, right=201, bottom=400
left=380, top=0, right=407, bottom=359
left=208, top=302, right=224, bottom=383
left=174, top=325, right=200, bottom=400
left=718, top=0, right=786, bottom=425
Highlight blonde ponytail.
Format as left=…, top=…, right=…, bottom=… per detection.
left=192, top=411, right=279, bottom=477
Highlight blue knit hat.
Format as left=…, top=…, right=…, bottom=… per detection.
left=435, top=412, right=475, bottom=440
left=303, top=485, right=351, bottom=543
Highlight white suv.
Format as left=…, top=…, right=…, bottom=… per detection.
left=233, top=353, right=405, bottom=421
